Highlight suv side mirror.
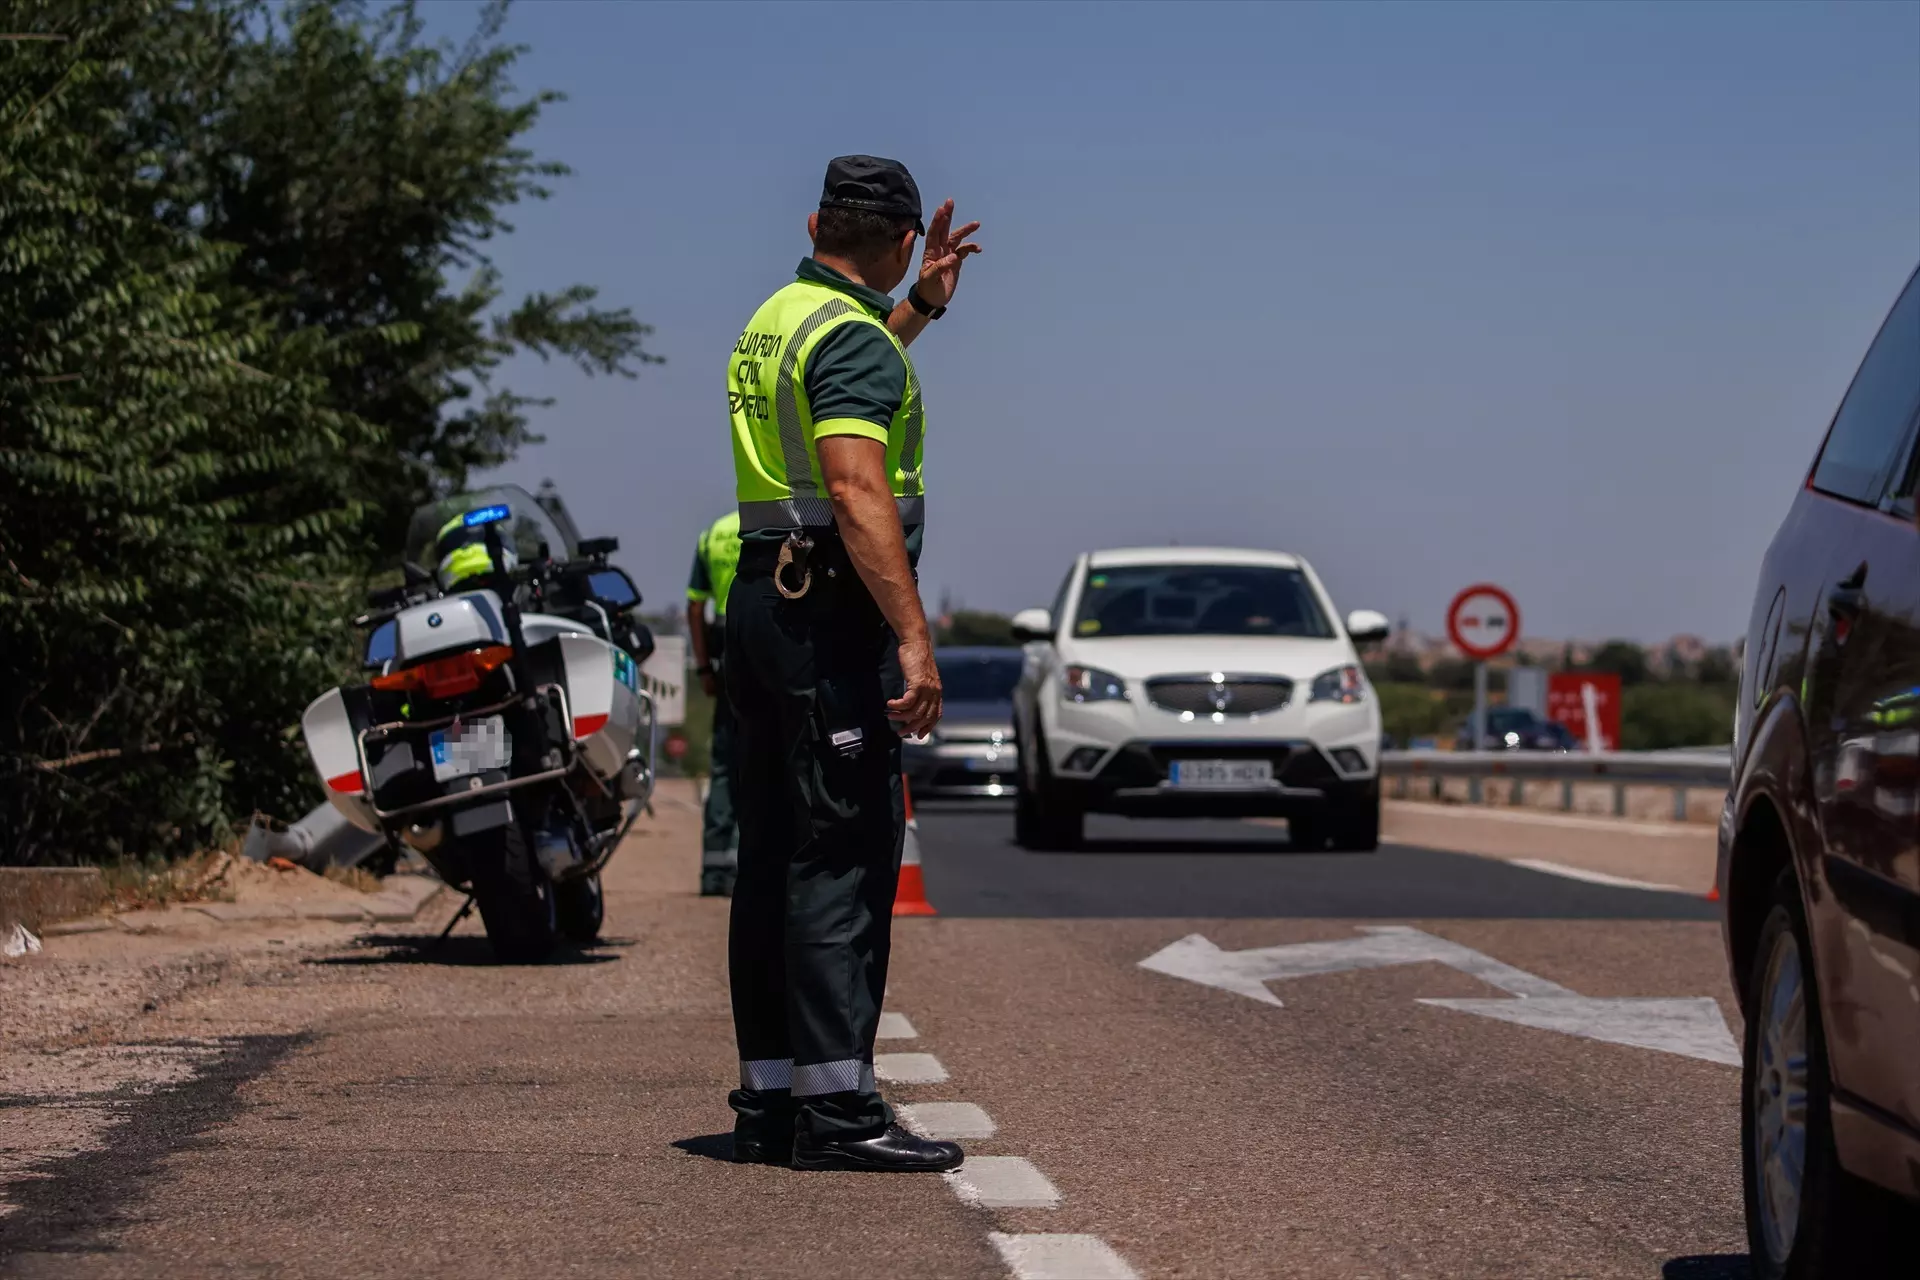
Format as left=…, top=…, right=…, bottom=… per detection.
left=1345, top=609, right=1390, bottom=645
left=1011, top=607, right=1053, bottom=643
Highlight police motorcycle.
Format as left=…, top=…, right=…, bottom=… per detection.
left=298, top=485, right=657, bottom=962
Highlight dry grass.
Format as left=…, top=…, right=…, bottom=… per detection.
left=321, top=864, right=382, bottom=894
left=99, top=848, right=239, bottom=913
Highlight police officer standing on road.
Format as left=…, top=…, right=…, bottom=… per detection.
left=687, top=509, right=743, bottom=897
left=724, top=156, right=980, bottom=1171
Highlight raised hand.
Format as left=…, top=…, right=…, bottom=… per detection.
left=914, top=198, right=982, bottom=310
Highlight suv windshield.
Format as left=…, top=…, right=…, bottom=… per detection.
left=403, top=485, right=579, bottom=571
left=1072, top=564, right=1334, bottom=639
left=938, top=652, right=1024, bottom=703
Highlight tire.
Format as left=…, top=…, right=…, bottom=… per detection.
left=1014, top=726, right=1083, bottom=851
left=555, top=872, right=605, bottom=944
left=468, top=821, right=558, bottom=964
left=1288, top=815, right=1328, bottom=852
left=1742, top=868, right=1914, bottom=1278
left=1329, top=787, right=1381, bottom=853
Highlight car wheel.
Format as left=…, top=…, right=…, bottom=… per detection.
left=1288, top=814, right=1328, bottom=852
left=1742, top=868, right=1914, bottom=1278
left=1014, top=725, right=1082, bottom=851
left=1328, top=786, right=1381, bottom=853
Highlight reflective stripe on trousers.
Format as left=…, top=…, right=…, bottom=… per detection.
left=739, top=1058, right=877, bottom=1096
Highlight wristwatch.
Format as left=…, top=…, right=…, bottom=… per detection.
left=906, top=286, right=945, bottom=320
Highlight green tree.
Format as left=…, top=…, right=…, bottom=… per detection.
left=1365, top=651, right=1426, bottom=685
left=1620, top=684, right=1735, bottom=751
left=2, top=9, right=377, bottom=862
left=142, top=0, right=660, bottom=551
left=1585, top=640, right=1651, bottom=686
left=1696, top=647, right=1738, bottom=686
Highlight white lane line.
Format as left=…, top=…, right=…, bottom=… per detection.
left=990, top=1234, right=1139, bottom=1280
left=1386, top=801, right=1709, bottom=837
left=899, top=1101, right=997, bottom=1139
left=875, top=1052, right=947, bottom=1083
left=1508, top=858, right=1687, bottom=893
left=877, top=1011, right=918, bottom=1039
left=946, top=1156, right=1060, bottom=1208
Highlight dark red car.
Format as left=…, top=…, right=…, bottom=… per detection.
left=1720, top=263, right=1920, bottom=1278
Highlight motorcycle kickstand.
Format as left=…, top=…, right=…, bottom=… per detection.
left=429, top=893, right=477, bottom=951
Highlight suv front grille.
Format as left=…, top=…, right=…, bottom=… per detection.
left=1146, top=676, right=1293, bottom=717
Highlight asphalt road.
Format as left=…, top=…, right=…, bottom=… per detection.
left=917, top=803, right=1721, bottom=920
left=3, top=790, right=1749, bottom=1280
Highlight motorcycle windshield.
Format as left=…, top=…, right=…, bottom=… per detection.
left=404, top=485, right=581, bottom=572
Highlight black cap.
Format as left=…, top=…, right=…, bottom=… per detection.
left=819, top=155, right=924, bottom=236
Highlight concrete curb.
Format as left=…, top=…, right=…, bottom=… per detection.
left=39, top=874, right=450, bottom=938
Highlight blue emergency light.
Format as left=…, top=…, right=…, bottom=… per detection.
left=463, top=504, right=511, bottom=528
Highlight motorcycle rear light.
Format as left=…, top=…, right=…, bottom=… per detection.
left=372, top=644, right=514, bottom=700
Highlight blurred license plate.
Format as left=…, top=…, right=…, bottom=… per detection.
left=429, top=717, right=511, bottom=782
left=1169, top=759, right=1273, bottom=788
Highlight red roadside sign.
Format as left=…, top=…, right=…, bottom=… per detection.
left=1446, top=584, right=1520, bottom=661
left=1548, top=672, right=1622, bottom=751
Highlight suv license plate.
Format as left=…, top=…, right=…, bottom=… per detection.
left=429, top=717, right=512, bottom=782
left=1169, top=759, right=1274, bottom=788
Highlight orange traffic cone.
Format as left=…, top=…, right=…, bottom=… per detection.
left=1706, top=884, right=1720, bottom=903
left=893, top=775, right=937, bottom=917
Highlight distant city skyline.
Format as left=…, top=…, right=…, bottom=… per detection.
left=453, top=1, right=1920, bottom=642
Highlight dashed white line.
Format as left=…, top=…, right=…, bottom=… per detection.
left=990, top=1233, right=1140, bottom=1280
left=883, top=1015, right=1135, bottom=1277
left=1507, top=858, right=1686, bottom=893
left=874, top=1051, right=948, bottom=1083
left=945, top=1156, right=1061, bottom=1208
left=899, top=1101, right=997, bottom=1139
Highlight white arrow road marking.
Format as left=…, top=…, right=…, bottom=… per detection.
left=1138, top=924, right=1570, bottom=1007
left=1418, top=996, right=1740, bottom=1066
left=1139, top=926, right=1738, bottom=1066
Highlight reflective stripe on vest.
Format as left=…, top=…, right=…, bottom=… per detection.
left=737, top=495, right=926, bottom=532
left=728, top=280, right=925, bottom=527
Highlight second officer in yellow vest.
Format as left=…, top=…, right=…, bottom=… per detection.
left=724, top=155, right=980, bottom=1172
left=687, top=510, right=743, bottom=896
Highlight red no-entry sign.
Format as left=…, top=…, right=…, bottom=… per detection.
left=1447, top=584, right=1521, bottom=661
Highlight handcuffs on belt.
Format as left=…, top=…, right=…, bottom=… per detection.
left=775, top=531, right=814, bottom=600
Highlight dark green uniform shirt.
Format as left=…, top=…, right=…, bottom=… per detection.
left=743, top=259, right=922, bottom=563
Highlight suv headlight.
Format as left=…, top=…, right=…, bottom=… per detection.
left=1309, top=664, right=1365, bottom=704
left=1063, top=665, right=1128, bottom=703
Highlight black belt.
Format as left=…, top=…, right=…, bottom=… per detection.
left=738, top=534, right=847, bottom=574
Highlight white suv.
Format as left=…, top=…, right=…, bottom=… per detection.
left=1009, top=547, right=1388, bottom=850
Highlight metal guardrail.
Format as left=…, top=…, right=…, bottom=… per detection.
left=1380, top=748, right=1732, bottom=821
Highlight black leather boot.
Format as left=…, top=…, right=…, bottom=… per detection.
left=730, top=1130, right=792, bottom=1165
left=792, top=1125, right=964, bottom=1172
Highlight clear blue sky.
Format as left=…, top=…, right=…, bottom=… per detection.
left=455, top=0, right=1920, bottom=643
